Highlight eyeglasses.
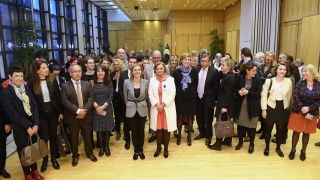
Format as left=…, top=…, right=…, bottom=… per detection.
left=72, top=70, right=82, bottom=74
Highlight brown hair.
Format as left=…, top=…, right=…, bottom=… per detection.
left=240, top=62, right=257, bottom=76
left=179, top=53, right=191, bottom=62
left=30, top=59, right=53, bottom=94
left=130, top=64, right=143, bottom=80
left=153, top=62, right=167, bottom=74
left=271, top=62, right=289, bottom=77
left=93, top=64, right=110, bottom=85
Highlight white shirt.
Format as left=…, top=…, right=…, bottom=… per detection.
left=128, top=69, right=131, bottom=79
left=272, top=79, right=283, bottom=101
left=197, top=66, right=209, bottom=93
left=40, top=80, right=50, bottom=102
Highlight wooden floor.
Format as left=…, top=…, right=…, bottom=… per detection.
left=5, top=122, right=320, bottom=180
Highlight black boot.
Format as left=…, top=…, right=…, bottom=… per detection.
left=51, top=158, right=60, bottom=170
left=98, top=132, right=104, bottom=157
left=105, top=131, right=111, bottom=156
left=41, top=156, right=48, bottom=172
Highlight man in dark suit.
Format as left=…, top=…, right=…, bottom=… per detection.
left=194, top=53, right=219, bottom=146
left=118, top=56, right=138, bottom=150
left=60, top=64, right=97, bottom=166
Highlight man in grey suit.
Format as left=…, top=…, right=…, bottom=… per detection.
left=61, top=64, right=97, bottom=166
left=143, top=50, right=169, bottom=143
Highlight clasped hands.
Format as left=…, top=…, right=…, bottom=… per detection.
left=155, top=103, right=165, bottom=112
left=238, top=88, right=248, bottom=96
left=27, top=125, right=38, bottom=136
left=77, top=109, right=87, bottom=119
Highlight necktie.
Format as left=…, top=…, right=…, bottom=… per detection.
left=76, top=81, right=83, bottom=108
left=198, top=69, right=206, bottom=99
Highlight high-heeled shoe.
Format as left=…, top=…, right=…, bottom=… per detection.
left=248, top=144, right=254, bottom=154
left=187, top=138, right=192, bottom=146
left=31, top=170, right=44, bottom=180
left=264, top=148, right=269, bottom=156
left=51, top=158, right=60, bottom=170
left=300, top=150, right=306, bottom=161
left=164, top=148, right=169, bottom=158
left=98, top=147, right=104, bottom=157
left=235, top=143, right=243, bottom=150
left=25, top=174, right=33, bottom=180
left=176, top=136, right=181, bottom=145
left=40, top=157, right=48, bottom=172
left=133, top=153, right=139, bottom=160
left=289, top=150, right=296, bottom=160
left=275, top=148, right=284, bottom=158
left=154, top=147, right=162, bottom=157
left=256, top=129, right=263, bottom=134
left=139, top=152, right=145, bottom=160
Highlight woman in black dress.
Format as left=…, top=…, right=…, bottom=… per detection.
left=173, top=53, right=198, bottom=146
left=92, top=64, right=114, bottom=157
left=1, top=65, right=44, bottom=180
left=29, top=60, right=62, bottom=172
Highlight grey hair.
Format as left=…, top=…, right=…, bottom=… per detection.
left=255, top=52, right=265, bottom=59
left=295, top=59, right=304, bottom=66
left=69, top=64, right=82, bottom=72
left=152, top=50, right=161, bottom=56
left=279, top=53, right=288, bottom=58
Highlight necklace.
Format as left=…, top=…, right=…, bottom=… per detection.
left=307, top=84, right=313, bottom=88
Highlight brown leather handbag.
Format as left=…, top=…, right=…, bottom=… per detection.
left=214, top=113, right=236, bottom=138
left=20, top=134, right=49, bottom=166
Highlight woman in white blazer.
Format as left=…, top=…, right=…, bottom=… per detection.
left=148, top=62, right=177, bottom=158
left=261, top=62, right=292, bottom=158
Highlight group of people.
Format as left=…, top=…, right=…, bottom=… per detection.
left=0, top=46, right=320, bottom=180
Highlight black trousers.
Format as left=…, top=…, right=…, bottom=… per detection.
left=128, top=113, right=146, bottom=153
left=38, top=114, right=58, bottom=158
left=0, top=137, right=6, bottom=170
left=196, top=97, right=214, bottom=139
left=66, top=120, right=93, bottom=158
left=113, top=92, right=130, bottom=140
left=13, top=130, right=37, bottom=175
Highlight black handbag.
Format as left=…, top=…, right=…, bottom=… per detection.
left=214, top=113, right=236, bottom=138
left=20, top=134, right=49, bottom=166
left=57, top=121, right=71, bottom=157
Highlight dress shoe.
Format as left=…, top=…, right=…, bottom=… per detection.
left=187, top=138, right=192, bottom=146
left=148, top=136, right=156, bottom=143
left=256, top=129, right=263, bottom=134
left=221, top=141, right=232, bottom=147
left=105, top=146, right=111, bottom=156
left=243, top=137, right=250, bottom=142
left=125, top=140, right=130, bottom=150
left=116, top=133, right=121, bottom=141
left=72, top=157, right=79, bottom=166
left=315, top=142, right=320, bottom=146
left=109, top=132, right=113, bottom=136
left=139, top=152, right=145, bottom=160
left=289, top=150, right=296, bottom=160
left=259, top=134, right=265, bottom=139
left=235, top=143, right=243, bottom=150
left=98, top=147, right=104, bottom=157
left=208, top=144, right=221, bottom=151
left=154, top=148, right=162, bottom=157
left=205, top=138, right=211, bottom=146
left=248, top=144, right=254, bottom=154
left=264, top=148, right=269, bottom=156
left=271, top=139, right=286, bottom=144
left=300, top=150, right=306, bottom=161
left=31, top=170, right=44, bottom=180
left=66, top=150, right=71, bottom=154
left=0, top=169, right=11, bottom=178
left=176, top=136, right=181, bottom=145
left=133, top=153, right=139, bottom=160
left=87, top=154, right=98, bottom=162
left=275, top=148, right=284, bottom=158
left=164, top=148, right=169, bottom=158
left=40, top=158, right=48, bottom=172
left=51, top=158, right=60, bottom=170
left=25, top=174, right=33, bottom=180
left=194, top=134, right=205, bottom=140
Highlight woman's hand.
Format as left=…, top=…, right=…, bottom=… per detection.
left=304, top=113, right=313, bottom=120
left=58, top=114, right=63, bottom=121
left=27, top=127, right=34, bottom=136
left=301, top=107, right=309, bottom=114
left=96, top=106, right=104, bottom=115
left=221, top=108, right=227, bottom=113
left=32, top=126, right=39, bottom=134
left=4, top=125, right=11, bottom=133
left=262, top=110, right=267, bottom=119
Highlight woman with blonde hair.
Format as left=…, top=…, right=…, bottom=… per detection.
left=168, top=55, right=179, bottom=76
left=288, top=64, right=320, bottom=161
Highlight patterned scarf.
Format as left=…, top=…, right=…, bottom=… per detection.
left=179, top=65, right=191, bottom=92
left=9, top=81, right=32, bottom=116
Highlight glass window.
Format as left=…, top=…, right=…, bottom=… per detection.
left=37, top=39, right=43, bottom=47
left=33, top=0, right=40, bottom=10
left=52, top=34, right=58, bottom=38
left=3, top=29, right=14, bottom=51
left=34, top=12, right=41, bottom=29
left=52, top=39, right=59, bottom=49
left=22, top=0, right=31, bottom=7
left=50, top=0, right=56, bottom=15
left=25, top=9, right=33, bottom=21
left=53, top=51, right=60, bottom=60
left=0, top=3, right=18, bottom=26
left=6, top=53, right=15, bottom=67
left=51, top=17, right=57, bottom=32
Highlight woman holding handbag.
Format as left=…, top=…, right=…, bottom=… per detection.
left=1, top=65, right=44, bottom=180
left=123, top=64, right=148, bottom=160
left=208, top=58, right=235, bottom=151
left=234, top=63, right=262, bottom=154
left=261, top=62, right=292, bottom=158
left=288, top=64, right=320, bottom=161
left=29, top=59, right=62, bottom=172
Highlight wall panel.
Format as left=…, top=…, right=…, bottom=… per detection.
left=108, top=31, right=117, bottom=53
left=189, top=35, right=200, bottom=53
left=176, top=35, right=188, bottom=55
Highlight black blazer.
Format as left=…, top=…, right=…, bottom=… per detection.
left=234, top=75, right=263, bottom=119
left=0, top=85, right=11, bottom=139
left=27, top=80, right=62, bottom=117
left=60, top=80, right=94, bottom=124
left=258, top=65, right=274, bottom=84
left=215, top=71, right=235, bottom=118
left=196, top=66, right=219, bottom=107
left=173, top=68, right=198, bottom=101
left=118, top=70, right=129, bottom=102
left=0, top=85, right=39, bottom=130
